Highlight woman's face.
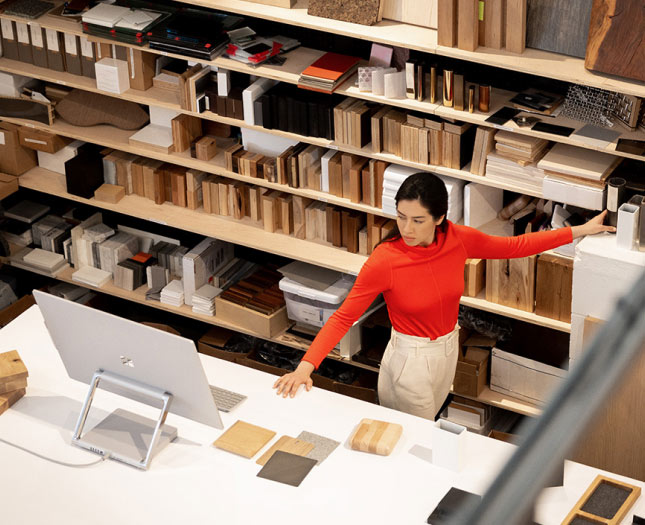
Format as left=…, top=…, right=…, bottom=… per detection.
left=396, top=199, right=444, bottom=247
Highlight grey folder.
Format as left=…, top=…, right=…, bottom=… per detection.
left=30, top=24, right=49, bottom=69
left=15, top=22, right=34, bottom=64
left=79, top=37, right=97, bottom=79
left=63, top=34, right=82, bottom=76
left=45, top=28, right=66, bottom=72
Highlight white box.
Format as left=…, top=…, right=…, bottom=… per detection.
left=279, top=275, right=354, bottom=328
left=37, top=140, right=84, bottom=174
left=432, top=419, right=467, bottom=471
left=0, top=71, right=34, bottom=97
left=616, top=202, right=640, bottom=251
left=320, top=149, right=337, bottom=193
left=542, top=175, right=606, bottom=211
left=242, top=77, right=278, bottom=125
left=95, top=58, right=130, bottom=94
left=490, top=347, right=568, bottom=405
left=464, top=183, right=503, bottom=228
left=241, top=127, right=298, bottom=157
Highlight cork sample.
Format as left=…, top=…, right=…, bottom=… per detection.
left=308, top=0, right=383, bottom=26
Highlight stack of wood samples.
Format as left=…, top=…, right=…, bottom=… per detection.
left=0, top=350, right=28, bottom=417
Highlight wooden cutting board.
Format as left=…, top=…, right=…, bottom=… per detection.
left=0, top=350, right=28, bottom=386
left=213, top=420, right=276, bottom=458
left=256, top=435, right=315, bottom=466
left=349, top=418, right=402, bottom=456
left=585, top=0, right=645, bottom=82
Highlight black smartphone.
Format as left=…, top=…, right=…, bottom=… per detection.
left=485, top=107, right=521, bottom=125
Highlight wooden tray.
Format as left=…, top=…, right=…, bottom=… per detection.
left=349, top=418, right=402, bottom=456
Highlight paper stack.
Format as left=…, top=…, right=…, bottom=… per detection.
left=485, top=152, right=546, bottom=194
left=160, top=279, right=185, bottom=307
left=298, top=52, right=361, bottom=94
left=192, top=284, right=221, bottom=316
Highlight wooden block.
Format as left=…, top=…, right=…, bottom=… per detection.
left=0, top=350, right=28, bottom=386
left=373, top=160, right=387, bottom=208
left=130, top=158, right=146, bottom=196
left=505, top=0, right=526, bottom=54
left=249, top=186, right=265, bottom=223
left=259, top=157, right=276, bottom=182
left=186, top=169, right=207, bottom=210
left=94, top=183, right=125, bottom=204
left=18, top=128, right=70, bottom=153
left=349, top=157, right=368, bottom=204
left=305, top=202, right=319, bottom=241
left=0, top=387, right=26, bottom=416
left=358, top=226, right=368, bottom=255
left=329, top=207, right=343, bottom=247
left=585, top=0, right=645, bottom=83
left=279, top=194, right=294, bottom=235
left=484, top=0, right=505, bottom=49
left=141, top=160, right=162, bottom=201
left=276, top=146, right=294, bottom=185
left=341, top=153, right=360, bottom=200
left=256, top=435, right=315, bottom=466
left=195, top=135, right=218, bottom=161
left=230, top=182, right=247, bottom=220
left=247, top=153, right=265, bottom=178
left=381, top=0, right=436, bottom=28
left=170, top=169, right=187, bottom=207
left=224, top=143, right=244, bottom=172
left=535, top=253, right=572, bottom=322
left=438, top=0, right=458, bottom=46
left=0, top=377, right=27, bottom=395
left=292, top=196, right=310, bottom=240
left=349, top=418, right=403, bottom=456
left=209, top=177, right=220, bottom=215
left=369, top=216, right=388, bottom=252
left=213, top=420, right=276, bottom=458
left=328, top=153, right=344, bottom=197
left=341, top=210, right=365, bottom=253
left=457, top=0, right=479, bottom=51
left=464, top=258, right=486, bottom=297
left=202, top=177, right=213, bottom=214
left=486, top=256, right=536, bottom=312
left=361, top=165, right=375, bottom=206
left=262, top=190, right=282, bottom=233
left=218, top=180, right=229, bottom=216
left=582, top=316, right=604, bottom=347
left=171, top=113, right=202, bottom=153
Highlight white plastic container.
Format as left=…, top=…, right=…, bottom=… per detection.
left=278, top=275, right=355, bottom=328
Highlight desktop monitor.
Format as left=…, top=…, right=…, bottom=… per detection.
left=33, top=290, right=224, bottom=468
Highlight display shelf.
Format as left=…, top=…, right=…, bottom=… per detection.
left=15, top=167, right=572, bottom=333
left=451, top=386, right=542, bottom=417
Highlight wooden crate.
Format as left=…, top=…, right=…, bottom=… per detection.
left=214, top=297, right=290, bottom=338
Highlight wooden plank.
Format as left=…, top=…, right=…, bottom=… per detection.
left=0, top=350, right=28, bottom=385
left=381, top=0, right=437, bottom=28
left=0, top=388, right=26, bottom=416
left=213, top=420, right=276, bottom=458
left=486, top=256, right=536, bottom=312
left=457, top=0, right=479, bottom=52
left=505, top=0, right=527, bottom=54
left=534, top=253, right=573, bottom=322
left=484, top=0, right=505, bottom=49
left=585, top=0, right=645, bottom=82
left=464, top=258, right=486, bottom=297
left=438, top=0, right=458, bottom=46
left=256, top=435, right=315, bottom=466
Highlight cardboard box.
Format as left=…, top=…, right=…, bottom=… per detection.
left=18, top=128, right=70, bottom=154
left=0, top=294, right=35, bottom=328
left=453, top=346, right=489, bottom=397
left=0, top=122, right=37, bottom=175
left=488, top=429, right=521, bottom=445
left=490, top=347, right=567, bottom=405
left=0, top=173, right=19, bottom=201
left=214, top=297, right=290, bottom=338
left=95, top=58, right=130, bottom=94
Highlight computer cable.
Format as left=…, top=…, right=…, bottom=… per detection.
left=0, top=437, right=111, bottom=467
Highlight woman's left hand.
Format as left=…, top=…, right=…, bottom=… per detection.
left=571, top=210, right=616, bottom=239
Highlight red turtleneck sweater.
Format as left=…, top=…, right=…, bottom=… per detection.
left=301, top=222, right=573, bottom=369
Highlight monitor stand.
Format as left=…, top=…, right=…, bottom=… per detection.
left=72, top=370, right=177, bottom=470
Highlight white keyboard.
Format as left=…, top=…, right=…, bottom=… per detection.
left=209, top=385, right=246, bottom=413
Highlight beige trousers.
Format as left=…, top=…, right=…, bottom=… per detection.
left=377, top=326, right=460, bottom=420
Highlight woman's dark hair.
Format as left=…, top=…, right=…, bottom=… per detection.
left=379, top=173, right=449, bottom=245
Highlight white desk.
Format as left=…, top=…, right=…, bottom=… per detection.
left=0, top=306, right=643, bottom=525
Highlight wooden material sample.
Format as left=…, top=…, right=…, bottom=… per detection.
left=561, top=475, right=641, bottom=525
left=486, top=256, right=536, bottom=312
left=0, top=387, right=25, bottom=416
left=18, top=128, right=70, bottom=154
left=535, top=254, right=573, bottom=322
left=262, top=190, right=282, bottom=233
left=505, top=0, right=527, bottom=54
left=328, top=154, right=344, bottom=197
left=349, top=418, right=403, bottom=456
left=438, top=0, right=458, bottom=46
left=292, top=196, right=310, bottom=240
left=194, top=136, right=217, bottom=161
left=171, top=114, right=202, bottom=153
left=94, top=183, right=125, bottom=204
left=307, top=0, right=383, bottom=26
left=256, top=450, right=317, bottom=487
left=256, top=435, right=315, bottom=466
left=0, top=350, right=28, bottom=387
left=381, top=0, right=437, bottom=28
left=484, top=0, right=506, bottom=49
left=457, top=0, right=479, bottom=51
left=526, top=0, right=591, bottom=58
left=213, top=420, right=276, bottom=458
left=464, top=258, right=486, bottom=297
left=585, top=0, right=645, bottom=82
left=279, top=194, right=294, bottom=235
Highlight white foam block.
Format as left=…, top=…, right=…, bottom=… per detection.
left=37, top=140, right=84, bottom=175
left=320, top=150, right=337, bottom=193
left=464, top=183, right=503, bottom=228
left=241, top=127, right=298, bottom=157
left=149, top=105, right=180, bottom=127
left=242, top=77, right=278, bottom=125
left=95, top=58, right=130, bottom=94
left=384, top=71, right=406, bottom=99
left=0, top=71, right=34, bottom=97
left=616, top=203, right=640, bottom=251
left=128, top=124, right=173, bottom=150
left=217, top=69, right=230, bottom=96
left=371, top=67, right=396, bottom=96
left=537, top=143, right=617, bottom=181
left=571, top=233, right=645, bottom=319
left=542, top=176, right=606, bottom=211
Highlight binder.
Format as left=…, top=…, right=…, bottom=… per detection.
left=45, top=29, right=66, bottom=72
left=1, top=19, right=20, bottom=61
left=29, top=23, right=48, bottom=69
left=79, top=36, right=96, bottom=79
left=15, top=22, right=34, bottom=64
left=63, top=33, right=82, bottom=75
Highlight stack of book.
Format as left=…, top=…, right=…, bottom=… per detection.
left=226, top=27, right=283, bottom=66
left=71, top=265, right=112, bottom=288
left=0, top=350, right=28, bottom=417
left=333, top=98, right=381, bottom=148
left=149, top=241, right=187, bottom=278
left=470, top=127, right=497, bottom=176
left=32, top=215, right=71, bottom=255
left=192, top=284, right=221, bottom=316
left=493, top=131, right=549, bottom=166
left=485, top=153, right=546, bottom=194
left=298, top=52, right=361, bottom=94
left=82, top=3, right=169, bottom=45
left=160, top=279, right=185, bottom=307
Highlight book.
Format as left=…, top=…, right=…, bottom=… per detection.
left=298, top=52, right=361, bottom=94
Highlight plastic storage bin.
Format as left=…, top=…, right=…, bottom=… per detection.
left=278, top=275, right=355, bottom=328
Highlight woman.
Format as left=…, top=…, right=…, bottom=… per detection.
left=273, top=173, right=615, bottom=419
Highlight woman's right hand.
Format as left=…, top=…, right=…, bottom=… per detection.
left=273, top=361, right=315, bottom=398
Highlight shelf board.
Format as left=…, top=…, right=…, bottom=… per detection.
left=18, top=167, right=572, bottom=332
left=451, top=386, right=542, bottom=417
